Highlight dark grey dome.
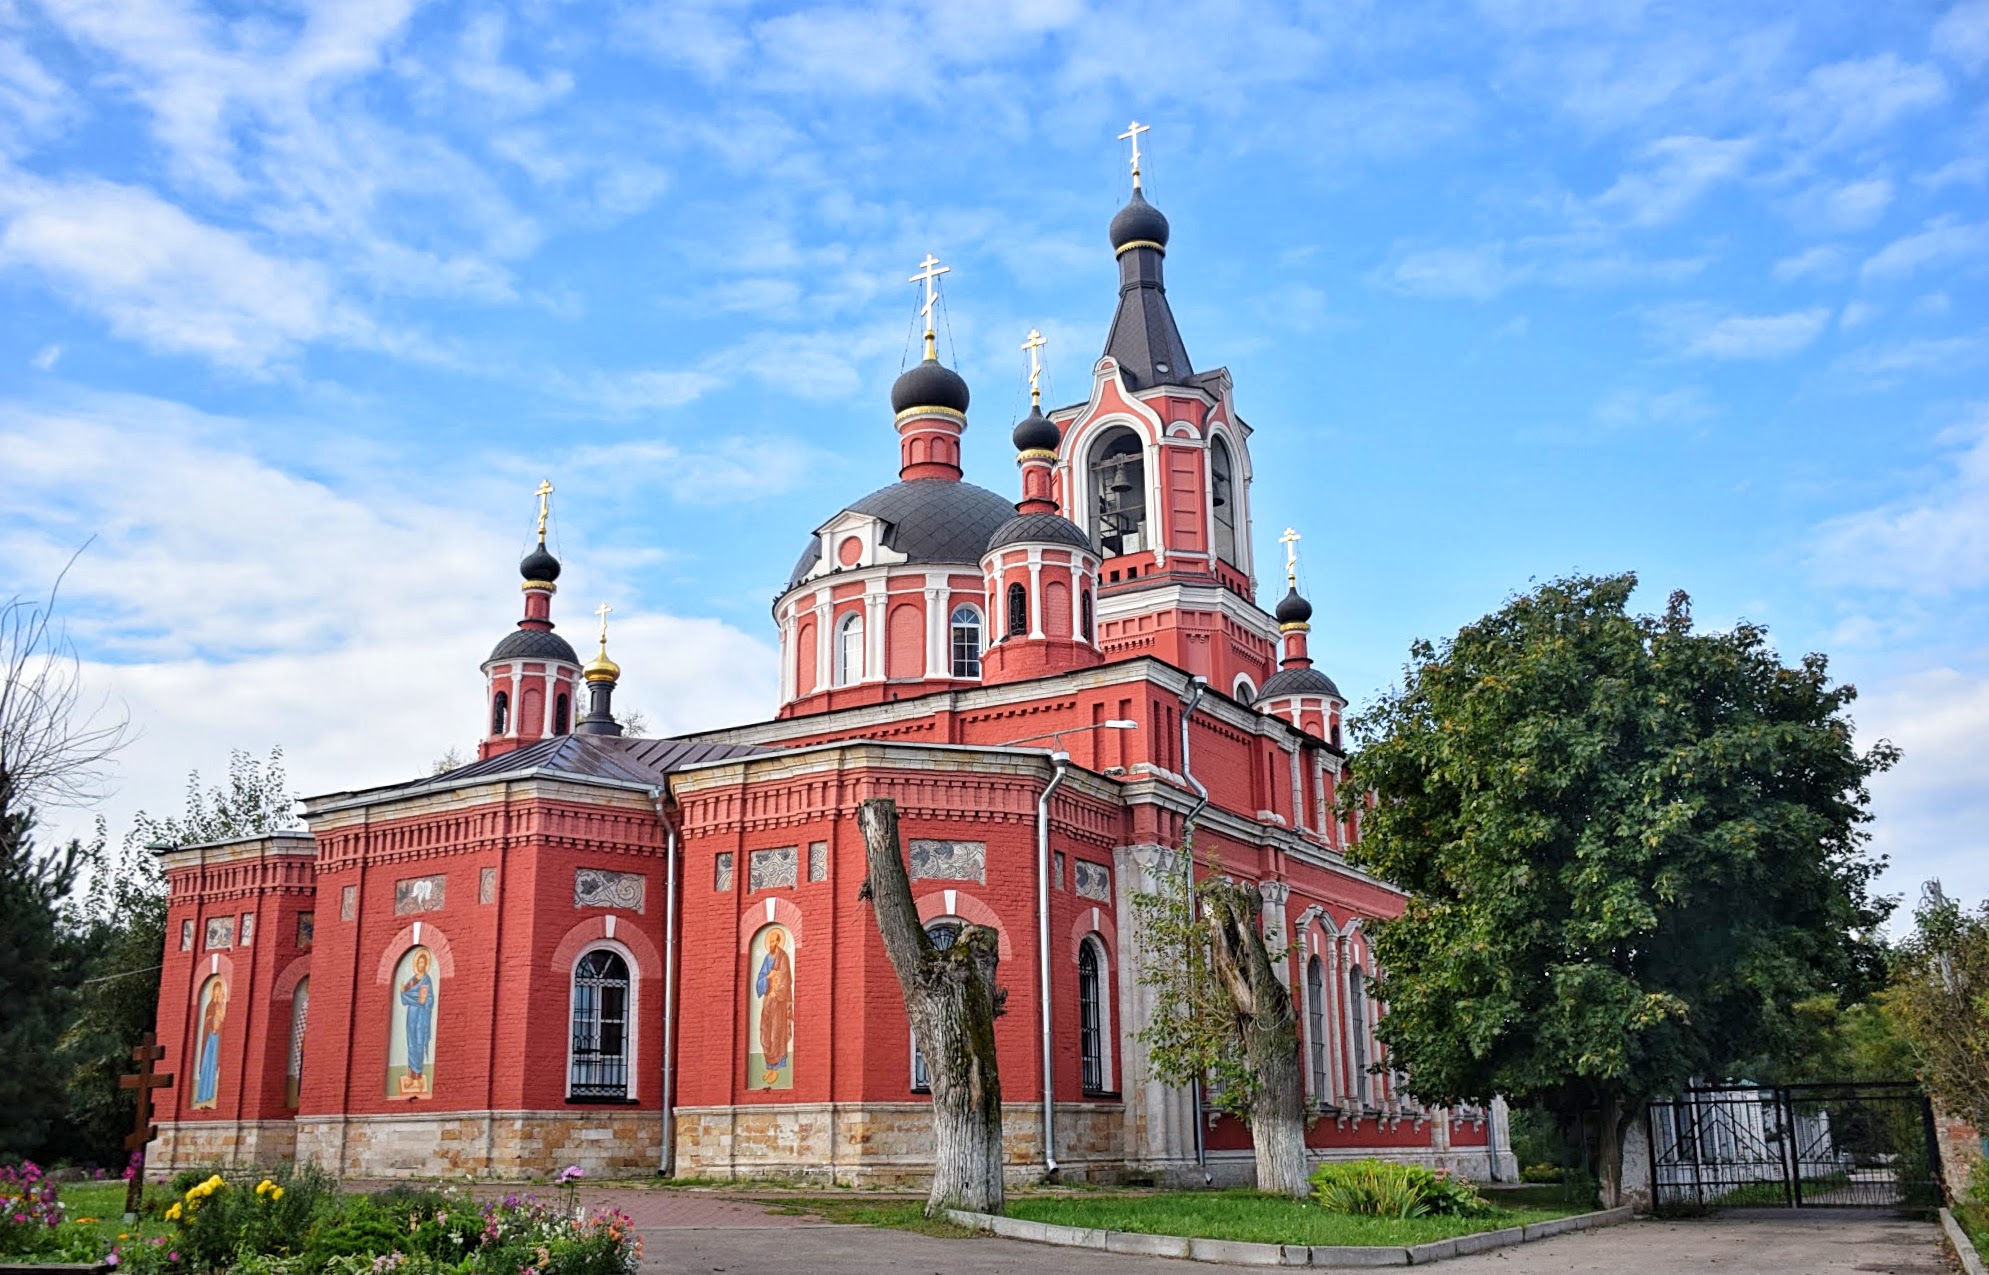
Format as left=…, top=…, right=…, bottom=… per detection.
left=1275, top=588, right=1312, bottom=625
left=1012, top=405, right=1060, bottom=452
left=520, top=544, right=561, bottom=582
left=891, top=356, right=970, bottom=415
left=786, top=479, right=1017, bottom=591
left=1109, top=189, right=1170, bottom=252
left=489, top=628, right=579, bottom=664
left=986, top=512, right=1094, bottom=554
left=1257, top=666, right=1342, bottom=702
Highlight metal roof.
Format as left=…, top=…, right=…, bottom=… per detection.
left=786, top=478, right=1019, bottom=591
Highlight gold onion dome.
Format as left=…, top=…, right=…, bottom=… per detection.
left=584, top=640, right=620, bottom=683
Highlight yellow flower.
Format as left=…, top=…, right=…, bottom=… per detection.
left=76, top=1217, right=99, bottom=1224
left=256, top=1180, right=273, bottom=1196
left=270, top=1187, right=284, bottom=1201
left=164, top=1203, right=182, bottom=1221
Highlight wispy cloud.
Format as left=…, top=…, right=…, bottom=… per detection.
left=1588, top=135, right=1752, bottom=227
left=1860, top=216, right=1989, bottom=280
left=1643, top=303, right=1833, bottom=359
left=1812, top=407, right=1989, bottom=592
left=1933, top=0, right=1989, bottom=73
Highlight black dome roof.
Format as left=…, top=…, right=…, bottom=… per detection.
left=1109, top=189, right=1170, bottom=252
left=520, top=543, right=561, bottom=582
left=891, top=357, right=970, bottom=415
left=786, top=479, right=1017, bottom=592
left=489, top=628, right=579, bottom=664
left=1011, top=405, right=1060, bottom=452
left=1256, top=666, right=1342, bottom=703
left=1274, top=588, right=1312, bottom=625
left=987, top=512, right=1094, bottom=553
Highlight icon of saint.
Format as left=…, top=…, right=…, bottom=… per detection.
left=755, top=929, right=793, bottom=1087
left=194, top=978, right=227, bottom=1107
left=398, top=948, right=435, bottom=1096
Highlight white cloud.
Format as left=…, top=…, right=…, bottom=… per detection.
left=1772, top=244, right=1846, bottom=282
left=1594, top=385, right=1714, bottom=430
left=30, top=343, right=60, bottom=370
left=1813, top=409, right=1989, bottom=593
left=1644, top=304, right=1832, bottom=359
left=451, top=11, right=573, bottom=115
left=1836, top=332, right=1989, bottom=382
left=1839, top=301, right=1880, bottom=330
left=1783, top=53, right=1948, bottom=151
left=1860, top=216, right=1989, bottom=280
left=1789, top=173, right=1895, bottom=233
left=1589, top=135, right=1752, bottom=227
left=1382, top=237, right=1707, bottom=300
left=1856, top=666, right=1989, bottom=910
left=1933, top=0, right=1989, bottom=73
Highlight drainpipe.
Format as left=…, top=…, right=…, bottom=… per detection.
left=651, top=789, right=679, bottom=1177
left=1178, top=676, right=1212, bottom=1183
left=1038, top=750, right=1071, bottom=1179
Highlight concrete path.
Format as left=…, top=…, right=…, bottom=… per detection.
left=616, top=1193, right=1948, bottom=1274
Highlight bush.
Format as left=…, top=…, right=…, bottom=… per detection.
left=1309, top=1158, right=1496, bottom=1219
left=0, top=1160, right=65, bottom=1257
left=1520, top=1162, right=1563, bottom=1183
left=1955, top=1160, right=1989, bottom=1259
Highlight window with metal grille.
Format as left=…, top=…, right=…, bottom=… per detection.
left=570, top=949, right=631, bottom=1100
left=1079, top=941, right=1104, bottom=1093
left=490, top=690, right=508, bottom=735
left=1306, top=956, right=1328, bottom=1100
left=1081, top=590, right=1094, bottom=642
left=949, top=605, right=982, bottom=678
left=911, top=921, right=961, bottom=1091
left=1006, top=583, right=1027, bottom=637
left=1349, top=963, right=1369, bottom=1106
left=554, top=692, right=570, bottom=735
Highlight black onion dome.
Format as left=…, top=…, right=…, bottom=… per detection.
left=1274, top=588, right=1312, bottom=625
left=488, top=628, right=579, bottom=664
left=520, top=543, right=561, bottom=582
left=1257, top=666, right=1343, bottom=703
left=785, top=479, right=1017, bottom=591
left=891, top=356, right=971, bottom=415
left=986, top=512, right=1094, bottom=554
left=1109, top=188, right=1170, bottom=252
left=1011, top=405, right=1060, bottom=452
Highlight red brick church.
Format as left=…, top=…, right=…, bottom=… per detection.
left=149, top=147, right=1514, bottom=1186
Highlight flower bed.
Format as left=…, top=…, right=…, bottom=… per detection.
left=7, top=1164, right=640, bottom=1274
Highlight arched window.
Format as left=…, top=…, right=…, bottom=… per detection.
left=1211, top=436, right=1238, bottom=566
left=1078, top=941, right=1105, bottom=1093
left=285, top=978, right=309, bottom=1109
left=949, top=605, right=982, bottom=678
left=570, top=949, right=631, bottom=1100
left=1006, top=583, right=1028, bottom=637
left=1090, top=428, right=1147, bottom=557
left=1305, top=956, right=1327, bottom=1101
left=490, top=690, right=509, bottom=735
left=1349, top=962, right=1370, bottom=1107
left=835, top=613, right=863, bottom=686
left=1234, top=675, right=1256, bottom=702
left=554, top=692, right=570, bottom=736
left=1081, top=589, right=1094, bottom=642
left=911, top=921, right=962, bottom=1091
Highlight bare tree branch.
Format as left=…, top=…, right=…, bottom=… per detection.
left=0, top=545, right=129, bottom=818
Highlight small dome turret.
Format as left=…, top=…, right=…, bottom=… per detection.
left=521, top=543, right=561, bottom=582
left=1011, top=404, right=1060, bottom=453
left=891, top=356, right=970, bottom=416
left=1109, top=188, right=1170, bottom=253
left=987, top=512, right=1093, bottom=553
left=1275, top=588, right=1312, bottom=627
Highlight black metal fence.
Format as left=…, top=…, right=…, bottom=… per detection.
left=1647, top=1082, right=1942, bottom=1213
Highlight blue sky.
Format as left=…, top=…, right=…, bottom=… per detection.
left=2, top=0, right=1985, bottom=914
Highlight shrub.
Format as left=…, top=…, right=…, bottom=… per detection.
left=0, top=1160, right=65, bottom=1257
left=1520, top=1162, right=1563, bottom=1183
left=1309, top=1158, right=1496, bottom=1219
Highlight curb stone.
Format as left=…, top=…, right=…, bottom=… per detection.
left=1942, top=1209, right=1988, bottom=1275
left=943, top=1204, right=1634, bottom=1267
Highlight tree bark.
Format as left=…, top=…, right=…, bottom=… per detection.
left=1204, top=882, right=1309, bottom=1198
left=858, top=798, right=1006, bottom=1217
left=1596, top=1088, right=1628, bottom=1209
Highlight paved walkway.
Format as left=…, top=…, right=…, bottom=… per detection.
left=592, top=1191, right=1949, bottom=1274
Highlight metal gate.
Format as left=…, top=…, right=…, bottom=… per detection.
left=1647, top=1083, right=1943, bottom=1212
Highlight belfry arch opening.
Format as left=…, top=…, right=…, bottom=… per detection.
left=1211, top=435, right=1238, bottom=566
left=1090, top=428, right=1148, bottom=558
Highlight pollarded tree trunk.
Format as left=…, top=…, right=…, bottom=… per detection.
left=1597, top=1088, right=1629, bottom=1209
left=1203, top=881, right=1309, bottom=1199
left=857, top=798, right=1006, bottom=1217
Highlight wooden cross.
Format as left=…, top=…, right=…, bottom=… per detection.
left=1280, top=527, right=1301, bottom=589
left=1118, top=120, right=1151, bottom=188
left=535, top=479, right=554, bottom=542
left=118, top=1032, right=172, bottom=1218
left=1021, top=328, right=1047, bottom=405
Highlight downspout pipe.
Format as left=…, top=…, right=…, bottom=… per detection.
left=1178, top=675, right=1211, bottom=1182
left=651, top=788, right=679, bottom=1177
left=1038, top=750, right=1071, bottom=1179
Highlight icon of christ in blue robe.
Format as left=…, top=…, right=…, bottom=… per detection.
left=399, top=949, right=434, bottom=1094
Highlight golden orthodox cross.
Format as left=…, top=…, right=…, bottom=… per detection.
left=535, top=479, right=554, bottom=542
left=1280, top=527, right=1301, bottom=589
left=1021, top=328, right=1047, bottom=406
left=1119, top=120, right=1151, bottom=189
left=910, top=253, right=950, bottom=359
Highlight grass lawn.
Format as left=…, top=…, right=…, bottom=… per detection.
left=1002, top=1189, right=1582, bottom=1247
left=53, top=1180, right=175, bottom=1250
left=770, top=1198, right=976, bottom=1238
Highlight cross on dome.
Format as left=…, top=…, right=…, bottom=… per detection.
left=909, top=253, right=950, bottom=360
left=534, top=479, right=554, bottom=543
left=1021, top=328, right=1047, bottom=406
left=1118, top=120, right=1151, bottom=189
left=1280, top=527, right=1301, bottom=588
left=594, top=600, right=613, bottom=644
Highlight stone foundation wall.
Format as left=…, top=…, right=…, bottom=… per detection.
left=672, top=1102, right=1126, bottom=1186
left=149, top=1121, right=299, bottom=1177
left=293, top=1111, right=662, bottom=1179
left=1936, top=1104, right=1984, bottom=1198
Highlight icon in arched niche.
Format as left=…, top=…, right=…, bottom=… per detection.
left=746, top=925, right=794, bottom=1090
left=192, top=974, right=227, bottom=1109
left=387, top=946, right=438, bottom=1099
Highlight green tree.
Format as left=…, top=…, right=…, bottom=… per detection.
left=1132, top=851, right=1309, bottom=1198
left=1345, top=574, right=1894, bottom=1206
left=0, top=802, right=83, bottom=1159
left=1888, top=882, right=1989, bottom=1133
left=56, top=748, right=299, bottom=1164
left=1752, top=992, right=1915, bottom=1086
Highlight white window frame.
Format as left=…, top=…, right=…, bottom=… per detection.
left=834, top=612, right=863, bottom=687
left=948, top=604, right=983, bottom=678
left=566, top=940, right=639, bottom=1102
left=1077, top=934, right=1115, bottom=1094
